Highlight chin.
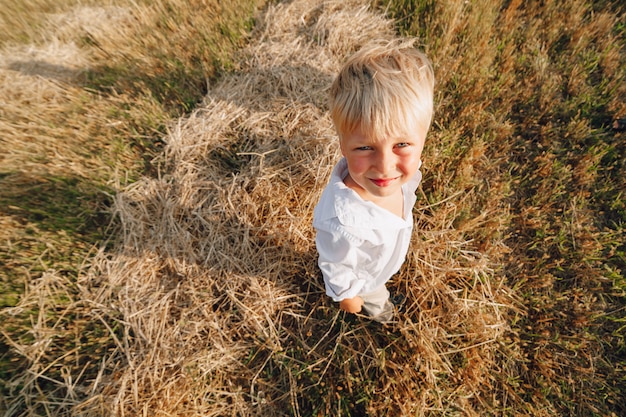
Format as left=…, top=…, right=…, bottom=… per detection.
left=368, top=187, right=399, bottom=198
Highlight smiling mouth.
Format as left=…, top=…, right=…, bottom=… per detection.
left=370, top=178, right=397, bottom=187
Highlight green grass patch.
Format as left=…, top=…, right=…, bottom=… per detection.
left=376, top=0, right=625, bottom=414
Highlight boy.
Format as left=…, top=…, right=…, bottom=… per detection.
left=313, top=39, right=435, bottom=323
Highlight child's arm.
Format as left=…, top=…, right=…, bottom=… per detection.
left=315, top=228, right=367, bottom=306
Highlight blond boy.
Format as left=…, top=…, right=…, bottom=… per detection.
left=313, top=39, right=435, bottom=323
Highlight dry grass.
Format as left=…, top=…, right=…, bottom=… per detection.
left=1, top=0, right=624, bottom=416
left=0, top=0, right=266, bottom=415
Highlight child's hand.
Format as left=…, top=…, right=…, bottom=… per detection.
left=339, top=296, right=364, bottom=313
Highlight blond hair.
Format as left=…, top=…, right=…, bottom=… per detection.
left=330, top=39, right=435, bottom=141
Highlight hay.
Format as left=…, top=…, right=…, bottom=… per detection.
left=0, top=5, right=139, bottom=180
left=9, top=0, right=516, bottom=415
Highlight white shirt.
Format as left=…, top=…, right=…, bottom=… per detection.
left=312, top=158, right=422, bottom=301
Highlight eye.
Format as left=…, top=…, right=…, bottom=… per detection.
left=395, top=142, right=410, bottom=148
left=356, top=146, right=373, bottom=151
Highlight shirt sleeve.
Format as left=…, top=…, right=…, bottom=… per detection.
left=315, top=227, right=368, bottom=302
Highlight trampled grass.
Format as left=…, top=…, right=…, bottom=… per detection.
left=1, top=0, right=624, bottom=416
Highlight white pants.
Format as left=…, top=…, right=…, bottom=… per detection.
left=360, top=285, right=394, bottom=323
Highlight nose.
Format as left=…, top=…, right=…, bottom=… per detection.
left=374, top=149, right=396, bottom=175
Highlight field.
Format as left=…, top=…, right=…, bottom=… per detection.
left=0, top=0, right=624, bottom=415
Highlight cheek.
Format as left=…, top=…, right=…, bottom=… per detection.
left=400, top=153, right=421, bottom=172
left=346, top=156, right=370, bottom=175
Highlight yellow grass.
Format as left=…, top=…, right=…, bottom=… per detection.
left=1, top=0, right=624, bottom=415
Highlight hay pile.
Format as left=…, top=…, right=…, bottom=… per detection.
left=47, top=0, right=515, bottom=414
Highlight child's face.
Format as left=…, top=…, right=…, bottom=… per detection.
left=340, top=126, right=425, bottom=202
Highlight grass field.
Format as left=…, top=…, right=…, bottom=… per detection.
left=1, top=0, right=624, bottom=415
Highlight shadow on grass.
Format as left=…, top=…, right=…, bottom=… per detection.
left=0, top=172, right=111, bottom=237
left=0, top=172, right=119, bottom=414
